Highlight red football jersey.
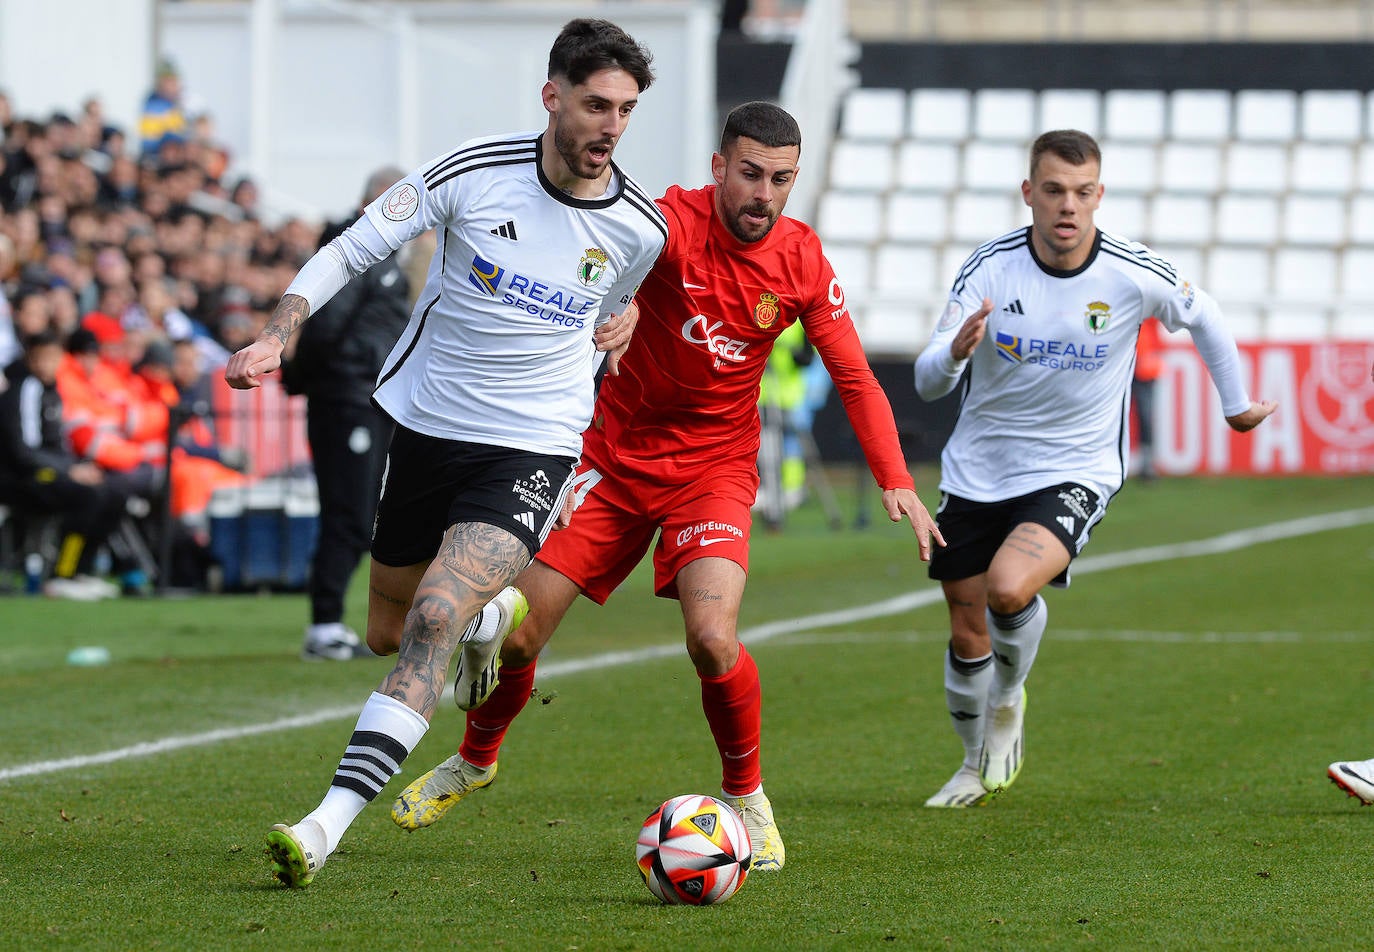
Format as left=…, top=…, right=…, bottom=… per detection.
left=591, top=184, right=913, bottom=490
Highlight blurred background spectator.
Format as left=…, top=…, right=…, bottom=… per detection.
left=0, top=79, right=320, bottom=597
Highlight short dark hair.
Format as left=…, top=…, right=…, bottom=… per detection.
left=1029, top=129, right=1101, bottom=178
left=720, top=101, right=802, bottom=154
left=548, top=19, right=655, bottom=92
left=23, top=327, right=63, bottom=352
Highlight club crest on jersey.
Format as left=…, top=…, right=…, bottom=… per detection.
left=578, top=248, right=609, bottom=287
left=1178, top=280, right=1197, bottom=310
left=469, top=254, right=504, bottom=295
left=1085, top=300, right=1112, bottom=334
left=381, top=183, right=419, bottom=222
left=753, top=292, right=780, bottom=329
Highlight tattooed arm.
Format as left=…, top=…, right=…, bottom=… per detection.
left=224, top=193, right=415, bottom=390
left=223, top=294, right=311, bottom=389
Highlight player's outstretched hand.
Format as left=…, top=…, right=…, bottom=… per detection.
left=883, top=488, right=947, bottom=562
left=950, top=298, right=993, bottom=361
left=595, top=299, right=639, bottom=376
left=224, top=338, right=283, bottom=390
left=1225, top=399, right=1278, bottom=432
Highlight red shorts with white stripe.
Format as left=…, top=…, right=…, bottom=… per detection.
left=536, top=435, right=757, bottom=604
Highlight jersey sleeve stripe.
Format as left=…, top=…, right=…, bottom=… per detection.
left=423, top=138, right=537, bottom=187
left=620, top=186, right=669, bottom=244
left=951, top=228, right=1028, bottom=296
left=427, top=154, right=537, bottom=192
left=1099, top=238, right=1178, bottom=285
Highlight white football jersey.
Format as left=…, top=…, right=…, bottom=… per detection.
left=915, top=227, right=1251, bottom=503
left=292, top=132, right=666, bottom=458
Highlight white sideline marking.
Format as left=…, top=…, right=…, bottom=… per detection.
left=3, top=506, right=1371, bottom=783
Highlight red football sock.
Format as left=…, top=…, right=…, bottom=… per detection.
left=459, top=659, right=538, bottom=768
left=700, top=644, right=762, bottom=796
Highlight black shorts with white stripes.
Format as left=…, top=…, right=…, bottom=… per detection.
left=370, top=425, right=575, bottom=567
left=927, top=482, right=1105, bottom=587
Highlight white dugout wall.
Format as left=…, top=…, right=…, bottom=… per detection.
left=0, top=0, right=717, bottom=223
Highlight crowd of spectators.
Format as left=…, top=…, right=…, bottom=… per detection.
left=0, top=63, right=325, bottom=598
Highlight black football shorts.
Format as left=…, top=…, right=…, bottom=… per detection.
left=370, top=424, right=576, bottom=567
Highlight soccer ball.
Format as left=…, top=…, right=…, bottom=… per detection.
left=635, top=794, right=751, bottom=905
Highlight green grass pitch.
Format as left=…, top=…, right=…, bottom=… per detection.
left=2, top=470, right=1372, bottom=950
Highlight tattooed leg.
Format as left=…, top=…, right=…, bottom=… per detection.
left=378, top=522, right=530, bottom=720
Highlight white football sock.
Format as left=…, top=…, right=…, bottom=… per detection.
left=303, top=692, right=429, bottom=854
left=944, top=645, right=993, bottom=768
left=987, top=594, right=1047, bottom=707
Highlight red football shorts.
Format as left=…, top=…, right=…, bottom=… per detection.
left=535, top=438, right=757, bottom=604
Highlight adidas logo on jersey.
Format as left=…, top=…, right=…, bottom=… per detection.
left=514, top=512, right=536, bottom=531
left=490, top=220, right=518, bottom=240
left=1002, top=299, right=1025, bottom=314
left=1057, top=515, right=1075, bottom=534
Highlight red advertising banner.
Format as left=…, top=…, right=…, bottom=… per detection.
left=1153, top=340, right=1374, bottom=475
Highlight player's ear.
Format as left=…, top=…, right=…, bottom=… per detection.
left=710, top=151, right=726, bottom=186
left=1021, top=178, right=1032, bottom=206
left=541, top=80, right=560, bottom=117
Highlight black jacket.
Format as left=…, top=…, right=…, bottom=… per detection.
left=0, top=359, right=73, bottom=479
left=282, top=215, right=412, bottom=406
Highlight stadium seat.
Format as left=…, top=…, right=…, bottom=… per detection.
left=1096, top=193, right=1147, bottom=238
left=1300, top=89, right=1364, bottom=142
left=824, top=243, right=874, bottom=302
left=909, top=88, right=972, bottom=141
left=1353, top=143, right=1374, bottom=191
left=859, top=303, right=930, bottom=355
left=1289, top=143, right=1354, bottom=195
left=1169, top=89, right=1232, bottom=142
left=1264, top=306, right=1327, bottom=340
left=1338, top=247, right=1374, bottom=302
left=897, top=141, right=961, bottom=192
left=950, top=191, right=1023, bottom=243
left=817, top=191, right=884, bottom=243
left=1348, top=194, right=1374, bottom=243
left=1104, top=90, right=1167, bottom=141
left=938, top=244, right=976, bottom=291
left=874, top=244, right=940, bottom=296
left=1235, top=89, right=1298, bottom=142
left=1281, top=195, right=1347, bottom=245
left=1330, top=310, right=1374, bottom=339
left=1215, top=194, right=1280, bottom=245
left=972, top=88, right=1037, bottom=141
left=1220, top=304, right=1263, bottom=341
left=830, top=140, right=896, bottom=192
left=840, top=88, right=907, bottom=141
left=1224, top=143, right=1289, bottom=193
left=1207, top=246, right=1271, bottom=302
left=885, top=191, right=949, bottom=243
left=1160, top=142, right=1224, bottom=194
left=1273, top=247, right=1337, bottom=300
left=1039, top=89, right=1101, bottom=137
left=1147, top=194, right=1213, bottom=246
left=962, top=141, right=1026, bottom=190
left=1101, top=142, right=1158, bottom=193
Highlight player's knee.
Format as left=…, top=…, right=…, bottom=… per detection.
left=366, top=623, right=402, bottom=656
left=985, top=578, right=1037, bottom=616
left=685, top=628, right=737, bottom=676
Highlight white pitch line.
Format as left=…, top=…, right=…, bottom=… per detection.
left=3, top=506, right=1371, bottom=783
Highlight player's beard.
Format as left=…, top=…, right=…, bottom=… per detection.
left=553, top=124, right=614, bottom=182
left=724, top=200, right=777, bottom=244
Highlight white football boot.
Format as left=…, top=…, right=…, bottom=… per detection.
left=979, top=687, right=1027, bottom=793
left=1329, top=759, right=1374, bottom=805
left=925, top=764, right=994, bottom=808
